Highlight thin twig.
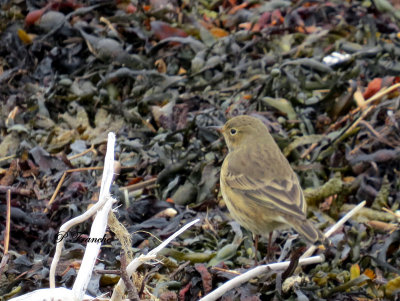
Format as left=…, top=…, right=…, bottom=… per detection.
left=339, top=106, right=375, bottom=141
left=4, top=189, right=11, bottom=254
left=0, top=189, right=11, bottom=276
left=0, top=185, right=32, bottom=196
left=45, top=172, right=67, bottom=213
left=120, top=178, right=157, bottom=192
left=67, top=144, right=97, bottom=160
left=363, top=82, right=400, bottom=106
left=0, top=154, right=16, bottom=162
left=120, top=251, right=140, bottom=301
left=45, top=166, right=104, bottom=212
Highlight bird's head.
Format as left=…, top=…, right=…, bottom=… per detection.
left=221, top=115, right=269, bottom=152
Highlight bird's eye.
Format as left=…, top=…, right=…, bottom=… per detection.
left=230, top=128, right=237, bottom=135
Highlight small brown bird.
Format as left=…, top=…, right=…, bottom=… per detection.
left=219, top=115, right=327, bottom=246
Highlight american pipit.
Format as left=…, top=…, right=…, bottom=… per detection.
left=219, top=115, right=327, bottom=247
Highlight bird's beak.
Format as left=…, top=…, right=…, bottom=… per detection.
left=207, top=125, right=223, bottom=133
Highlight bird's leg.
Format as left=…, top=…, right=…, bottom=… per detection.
left=267, top=232, right=273, bottom=261
left=253, top=234, right=259, bottom=266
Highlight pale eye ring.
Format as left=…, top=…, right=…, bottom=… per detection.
left=230, top=128, right=237, bottom=135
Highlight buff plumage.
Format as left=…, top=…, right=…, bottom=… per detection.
left=219, top=115, right=327, bottom=245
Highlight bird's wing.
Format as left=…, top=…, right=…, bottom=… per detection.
left=223, top=169, right=307, bottom=221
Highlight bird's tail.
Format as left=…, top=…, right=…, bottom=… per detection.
left=290, top=217, right=330, bottom=246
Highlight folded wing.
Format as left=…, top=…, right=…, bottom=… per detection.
left=223, top=169, right=325, bottom=244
